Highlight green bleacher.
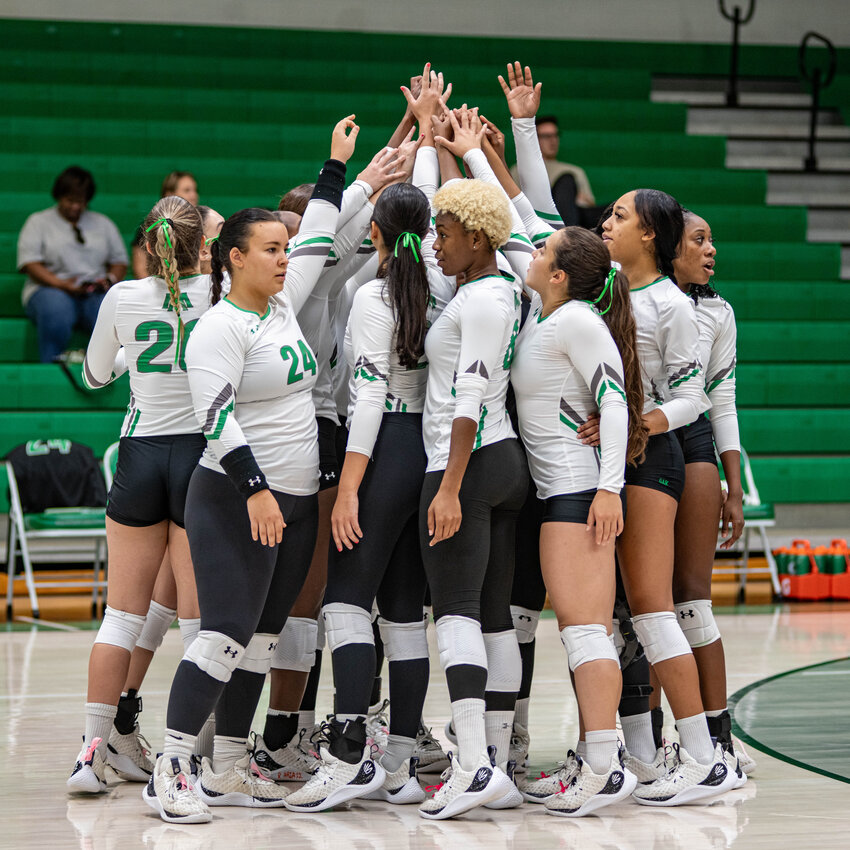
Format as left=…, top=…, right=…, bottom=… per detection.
left=1, top=18, right=847, bottom=506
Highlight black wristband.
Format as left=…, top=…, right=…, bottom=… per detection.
left=220, top=445, right=269, bottom=498
left=311, top=159, right=347, bottom=209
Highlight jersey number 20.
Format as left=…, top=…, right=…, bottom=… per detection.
left=136, top=319, right=199, bottom=373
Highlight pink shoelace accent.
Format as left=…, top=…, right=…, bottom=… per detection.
left=424, top=782, right=444, bottom=794
left=83, top=737, right=102, bottom=762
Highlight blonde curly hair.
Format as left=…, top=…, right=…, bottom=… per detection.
left=433, top=179, right=512, bottom=250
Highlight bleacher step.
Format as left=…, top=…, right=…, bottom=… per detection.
left=651, top=75, right=811, bottom=108
left=687, top=106, right=850, bottom=139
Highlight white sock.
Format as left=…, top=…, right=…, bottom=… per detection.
left=584, top=729, right=619, bottom=774
left=163, top=727, right=196, bottom=763
left=380, top=733, right=415, bottom=774
left=575, top=739, right=587, bottom=759
left=451, top=698, right=486, bottom=772
left=297, top=709, right=316, bottom=735
left=213, top=735, right=248, bottom=773
left=620, top=711, right=657, bottom=763
left=84, top=702, right=117, bottom=755
left=705, top=708, right=725, bottom=717
left=676, top=713, right=715, bottom=765
left=514, top=697, right=530, bottom=730
left=178, top=617, right=201, bottom=654
left=484, top=709, right=514, bottom=769
left=196, top=714, right=215, bottom=759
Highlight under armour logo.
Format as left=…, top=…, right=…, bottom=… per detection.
left=268, top=641, right=278, bottom=652
left=324, top=471, right=337, bottom=481
left=248, top=476, right=261, bottom=487
left=680, top=609, right=695, bottom=619
left=517, top=614, right=532, bottom=622
left=223, top=646, right=238, bottom=657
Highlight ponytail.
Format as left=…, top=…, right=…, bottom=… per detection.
left=550, top=227, right=648, bottom=465
left=210, top=239, right=225, bottom=306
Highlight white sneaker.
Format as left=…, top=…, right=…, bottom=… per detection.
left=519, top=752, right=580, bottom=803
left=418, top=752, right=506, bottom=820
left=729, top=748, right=748, bottom=789
left=544, top=754, right=637, bottom=817
left=67, top=737, right=108, bottom=794
left=414, top=725, right=450, bottom=774
left=283, top=745, right=385, bottom=811
left=364, top=757, right=426, bottom=804
left=143, top=755, right=211, bottom=824
left=509, top=723, right=530, bottom=777
left=624, top=745, right=671, bottom=784
left=733, top=738, right=757, bottom=774
left=366, top=699, right=390, bottom=755
left=444, top=719, right=458, bottom=746
left=107, top=723, right=154, bottom=781
left=632, top=743, right=738, bottom=806
left=251, top=731, right=319, bottom=782
left=196, top=753, right=289, bottom=807
left=483, top=759, right=524, bottom=809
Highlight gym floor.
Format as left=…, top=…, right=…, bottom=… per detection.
left=2, top=604, right=848, bottom=849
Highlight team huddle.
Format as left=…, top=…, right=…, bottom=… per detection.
left=66, top=62, right=752, bottom=823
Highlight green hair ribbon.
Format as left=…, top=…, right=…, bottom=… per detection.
left=394, top=232, right=422, bottom=263
left=145, top=218, right=184, bottom=363
left=587, top=267, right=617, bottom=316
left=145, top=217, right=173, bottom=251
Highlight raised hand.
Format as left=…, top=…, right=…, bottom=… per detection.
left=434, top=105, right=485, bottom=159
left=331, top=114, right=360, bottom=163
left=480, top=115, right=507, bottom=166
left=401, top=62, right=453, bottom=124
left=498, top=61, right=542, bottom=119
left=358, top=144, right=407, bottom=191
left=395, top=125, right=425, bottom=180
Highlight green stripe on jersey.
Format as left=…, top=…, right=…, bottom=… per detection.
left=670, top=367, right=700, bottom=388
left=207, top=400, right=234, bottom=441
left=559, top=412, right=579, bottom=432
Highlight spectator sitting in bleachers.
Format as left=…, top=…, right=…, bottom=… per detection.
left=131, top=171, right=199, bottom=278
left=17, top=165, right=128, bottom=363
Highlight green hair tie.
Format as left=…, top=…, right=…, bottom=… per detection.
left=204, top=235, right=219, bottom=246
left=145, top=217, right=173, bottom=251
left=394, top=232, right=422, bottom=263
left=586, top=267, right=616, bottom=316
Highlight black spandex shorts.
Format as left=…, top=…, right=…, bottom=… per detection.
left=674, top=413, right=717, bottom=467
left=317, top=416, right=341, bottom=491
left=623, top=431, right=686, bottom=502
left=106, top=434, right=206, bottom=528
left=542, top=488, right=627, bottom=524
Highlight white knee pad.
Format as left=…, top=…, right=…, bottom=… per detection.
left=238, top=633, right=278, bottom=675
left=184, top=630, right=245, bottom=683
left=483, top=630, right=522, bottom=693
left=322, top=602, right=374, bottom=652
left=316, top=612, right=326, bottom=650
left=510, top=606, right=540, bottom=645
left=94, top=606, right=147, bottom=652
left=178, top=617, right=201, bottom=654
left=378, top=617, right=429, bottom=662
left=674, top=599, right=721, bottom=648
left=435, top=615, right=487, bottom=671
left=631, top=611, right=692, bottom=666
left=134, top=600, right=177, bottom=652
left=560, top=624, right=619, bottom=672
left=611, top=617, right=625, bottom=657
left=272, top=617, right=318, bottom=672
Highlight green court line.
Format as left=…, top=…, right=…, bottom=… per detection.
left=729, top=655, right=850, bottom=785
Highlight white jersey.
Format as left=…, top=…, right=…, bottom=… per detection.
left=630, top=276, right=709, bottom=431
left=510, top=117, right=564, bottom=228
left=693, top=292, right=739, bottom=454
left=423, top=273, right=521, bottom=472
left=185, top=196, right=341, bottom=495
left=344, top=270, right=454, bottom=457
left=512, top=297, right=628, bottom=497
left=82, top=273, right=215, bottom=437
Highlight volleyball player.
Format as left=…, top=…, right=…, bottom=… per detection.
left=143, top=119, right=357, bottom=824
left=68, top=196, right=209, bottom=793
left=511, top=225, right=648, bottom=815
left=596, top=189, right=738, bottom=805
left=668, top=209, right=753, bottom=778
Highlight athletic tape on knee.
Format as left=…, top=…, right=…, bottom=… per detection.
left=322, top=602, right=374, bottom=652
left=184, top=630, right=245, bottom=683
left=483, top=630, right=522, bottom=692
left=510, top=606, right=541, bottom=644
left=238, top=632, right=278, bottom=675
left=378, top=617, right=429, bottom=663
left=674, top=599, right=721, bottom=648
left=435, top=615, right=487, bottom=672
left=134, top=600, right=176, bottom=652
left=272, top=617, right=318, bottom=672
left=560, top=624, right=619, bottom=672
left=631, top=611, right=692, bottom=666
left=93, top=606, right=147, bottom=652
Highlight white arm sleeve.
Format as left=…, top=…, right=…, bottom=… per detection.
left=315, top=202, right=375, bottom=301
left=339, top=180, right=373, bottom=227
left=345, top=287, right=395, bottom=457
left=82, top=286, right=121, bottom=389
left=560, top=311, right=628, bottom=494
left=412, top=145, right=440, bottom=208
left=658, top=300, right=710, bottom=431
left=185, top=314, right=249, bottom=462
left=706, top=304, right=740, bottom=454
left=454, top=289, right=510, bottom=423
left=511, top=117, right=563, bottom=226
left=511, top=191, right=556, bottom=247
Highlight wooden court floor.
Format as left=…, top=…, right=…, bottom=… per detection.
left=2, top=605, right=849, bottom=849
